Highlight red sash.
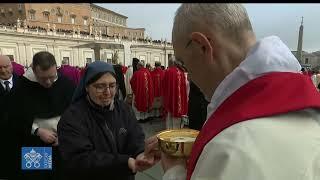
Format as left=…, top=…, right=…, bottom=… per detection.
left=187, top=72, right=320, bottom=180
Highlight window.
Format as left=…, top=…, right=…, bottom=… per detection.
left=86, top=58, right=92, bottom=64
left=305, top=58, right=309, bottom=64
left=30, top=12, right=35, bottom=20
left=58, top=16, right=62, bottom=23
left=7, top=55, right=14, bottom=61
left=139, top=56, right=146, bottom=61
left=71, top=17, right=75, bottom=24
left=83, top=19, right=87, bottom=25
left=8, top=8, right=13, bottom=16
left=44, top=13, right=49, bottom=21
left=18, top=4, right=22, bottom=10
left=63, top=57, right=70, bottom=64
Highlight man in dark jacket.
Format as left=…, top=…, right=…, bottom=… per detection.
left=8, top=51, right=75, bottom=180
left=0, top=55, right=22, bottom=179
left=113, top=63, right=126, bottom=100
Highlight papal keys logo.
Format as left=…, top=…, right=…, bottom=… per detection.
left=21, top=147, right=52, bottom=170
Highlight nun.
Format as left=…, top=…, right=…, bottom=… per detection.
left=58, top=61, right=155, bottom=180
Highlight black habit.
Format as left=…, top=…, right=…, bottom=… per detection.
left=58, top=97, right=145, bottom=180
left=113, top=64, right=127, bottom=100
left=8, top=73, right=75, bottom=180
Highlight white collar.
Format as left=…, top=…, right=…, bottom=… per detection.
left=206, top=36, right=301, bottom=123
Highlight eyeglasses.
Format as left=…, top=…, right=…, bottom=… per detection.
left=185, top=39, right=192, bottom=49
left=92, top=82, right=117, bottom=93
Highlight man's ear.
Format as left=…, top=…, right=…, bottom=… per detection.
left=190, top=32, right=214, bottom=64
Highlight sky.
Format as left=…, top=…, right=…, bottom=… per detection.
left=97, top=3, right=320, bottom=52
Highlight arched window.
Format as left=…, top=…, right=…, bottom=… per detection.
left=28, top=9, right=36, bottom=20
left=70, top=14, right=76, bottom=24
left=43, top=10, right=50, bottom=21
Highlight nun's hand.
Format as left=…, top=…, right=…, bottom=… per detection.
left=135, top=152, right=159, bottom=172
left=128, top=157, right=137, bottom=173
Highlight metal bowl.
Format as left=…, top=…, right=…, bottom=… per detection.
left=156, top=129, right=199, bottom=157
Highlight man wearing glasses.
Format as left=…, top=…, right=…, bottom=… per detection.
left=145, top=4, right=320, bottom=180
left=8, top=51, right=75, bottom=180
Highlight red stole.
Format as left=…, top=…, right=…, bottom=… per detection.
left=162, top=66, right=188, bottom=118
left=187, top=72, right=320, bottom=180
left=151, top=67, right=165, bottom=97
left=130, top=68, right=154, bottom=112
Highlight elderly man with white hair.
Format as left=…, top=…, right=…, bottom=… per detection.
left=144, top=3, right=320, bottom=180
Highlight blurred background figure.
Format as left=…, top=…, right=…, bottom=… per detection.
left=130, top=61, right=154, bottom=123
left=58, top=59, right=81, bottom=86
left=150, top=61, right=165, bottom=118
left=162, top=59, right=188, bottom=129
left=8, top=55, right=25, bottom=77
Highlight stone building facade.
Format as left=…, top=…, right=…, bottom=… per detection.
left=0, top=24, right=173, bottom=67
left=0, top=3, right=145, bottom=39
left=292, top=51, right=320, bottom=69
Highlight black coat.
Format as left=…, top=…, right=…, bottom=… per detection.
left=58, top=98, right=145, bottom=180
left=0, top=73, right=21, bottom=179
left=188, top=81, right=209, bottom=130
left=113, top=64, right=126, bottom=100
left=7, top=74, right=75, bottom=179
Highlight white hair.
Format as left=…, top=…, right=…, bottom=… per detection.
left=173, top=4, right=253, bottom=45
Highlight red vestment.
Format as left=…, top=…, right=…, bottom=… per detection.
left=151, top=67, right=165, bottom=97
left=187, top=72, right=320, bottom=180
left=130, top=67, right=154, bottom=112
left=121, top=65, right=128, bottom=74
left=162, top=66, right=188, bottom=118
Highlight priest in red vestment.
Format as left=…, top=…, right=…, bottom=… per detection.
left=143, top=4, right=320, bottom=180
left=130, top=61, right=154, bottom=121
left=150, top=61, right=165, bottom=117
left=162, top=59, right=188, bottom=129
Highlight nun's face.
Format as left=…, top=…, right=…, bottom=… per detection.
left=86, top=73, right=117, bottom=107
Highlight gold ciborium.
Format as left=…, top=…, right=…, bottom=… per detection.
left=156, top=129, right=199, bottom=157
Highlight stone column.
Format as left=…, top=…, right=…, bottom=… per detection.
left=46, top=44, right=54, bottom=55
left=122, top=42, right=132, bottom=66
left=24, top=43, right=32, bottom=66
left=147, top=51, right=151, bottom=64
left=93, top=46, right=101, bottom=61
left=17, top=43, right=26, bottom=66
